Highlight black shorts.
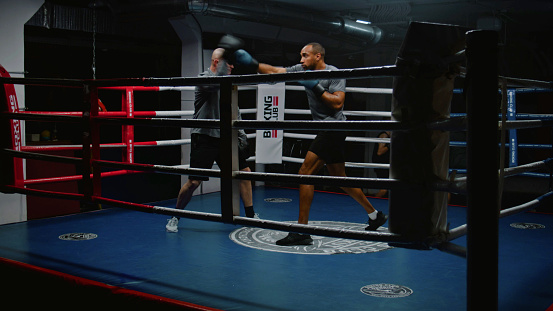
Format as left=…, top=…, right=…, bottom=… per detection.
left=189, top=133, right=250, bottom=181
left=309, top=131, right=347, bottom=164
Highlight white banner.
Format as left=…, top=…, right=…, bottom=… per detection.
left=255, top=83, right=285, bottom=164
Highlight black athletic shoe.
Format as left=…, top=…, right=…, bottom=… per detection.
left=276, top=233, right=313, bottom=246
left=365, top=211, right=388, bottom=231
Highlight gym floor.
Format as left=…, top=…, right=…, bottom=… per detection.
left=0, top=186, right=551, bottom=310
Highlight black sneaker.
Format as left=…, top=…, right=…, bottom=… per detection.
left=365, top=211, right=388, bottom=231
left=276, top=233, right=313, bottom=246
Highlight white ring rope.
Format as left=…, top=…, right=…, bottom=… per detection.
left=281, top=108, right=391, bottom=117
left=283, top=132, right=390, bottom=144
left=154, top=110, right=194, bottom=117
left=247, top=155, right=390, bottom=169
left=284, top=84, right=393, bottom=94
left=155, top=84, right=393, bottom=94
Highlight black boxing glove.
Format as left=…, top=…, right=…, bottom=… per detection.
left=218, top=34, right=245, bottom=61
left=232, top=49, right=259, bottom=71
left=298, top=79, right=325, bottom=98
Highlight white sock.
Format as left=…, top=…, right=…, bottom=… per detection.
left=368, top=210, right=379, bottom=220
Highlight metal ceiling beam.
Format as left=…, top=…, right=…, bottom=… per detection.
left=187, top=0, right=384, bottom=47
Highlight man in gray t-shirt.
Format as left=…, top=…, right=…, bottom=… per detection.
left=223, top=40, right=387, bottom=245
left=285, top=63, right=346, bottom=122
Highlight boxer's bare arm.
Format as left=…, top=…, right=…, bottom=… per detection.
left=258, top=63, right=286, bottom=74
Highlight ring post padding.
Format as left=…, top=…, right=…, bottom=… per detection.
left=465, top=30, right=500, bottom=310
left=389, top=22, right=467, bottom=241
left=507, top=89, right=518, bottom=167
left=82, top=84, right=97, bottom=201
left=122, top=88, right=135, bottom=164
left=0, top=64, right=24, bottom=189
left=219, top=82, right=241, bottom=222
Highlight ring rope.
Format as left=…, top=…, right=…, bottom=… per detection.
left=19, top=110, right=536, bottom=133
left=499, top=119, right=553, bottom=130
left=96, top=196, right=410, bottom=243
left=262, top=155, right=390, bottom=169
left=19, top=110, right=195, bottom=117
left=279, top=108, right=391, bottom=117
left=235, top=119, right=408, bottom=132
left=283, top=132, right=390, bottom=144
left=93, top=117, right=220, bottom=128
left=452, top=158, right=553, bottom=184
left=21, top=139, right=192, bottom=152
left=447, top=190, right=553, bottom=243
left=88, top=65, right=405, bottom=87
left=502, top=158, right=553, bottom=177
left=499, top=191, right=553, bottom=218
left=234, top=171, right=463, bottom=193
left=95, top=159, right=221, bottom=178
left=499, top=75, right=553, bottom=89
left=23, top=170, right=139, bottom=186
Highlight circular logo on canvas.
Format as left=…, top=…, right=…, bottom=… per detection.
left=264, top=197, right=292, bottom=203
left=229, top=221, right=392, bottom=255
left=510, top=222, right=545, bottom=229
left=59, top=233, right=98, bottom=241
left=360, top=283, right=413, bottom=298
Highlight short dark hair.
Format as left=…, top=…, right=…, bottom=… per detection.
left=306, top=42, right=325, bottom=59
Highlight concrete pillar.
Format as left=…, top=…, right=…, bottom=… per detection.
left=0, top=0, right=44, bottom=224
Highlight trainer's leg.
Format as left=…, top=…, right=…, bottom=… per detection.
left=167, top=178, right=202, bottom=232
left=297, top=151, right=325, bottom=224
left=239, top=167, right=257, bottom=217
left=326, top=162, right=376, bottom=214
left=239, top=167, right=253, bottom=207
left=275, top=151, right=322, bottom=245
left=176, top=179, right=202, bottom=211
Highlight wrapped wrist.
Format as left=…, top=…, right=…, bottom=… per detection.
left=312, top=83, right=325, bottom=97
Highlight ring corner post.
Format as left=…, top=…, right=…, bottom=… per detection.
left=389, top=22, right=465, bottom=243
left=219, top=81, right=240, bottom=223
left=82, top=83, right=101, bottom=205
left=465, top=29, right=500, bottom=311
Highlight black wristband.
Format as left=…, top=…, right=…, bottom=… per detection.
left=250, top=57, right=259, bottom=71
left=312, top=83, right=325, bottom=98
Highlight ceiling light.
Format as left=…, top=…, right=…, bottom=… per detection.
left=356, top=19, right=371, bottom=25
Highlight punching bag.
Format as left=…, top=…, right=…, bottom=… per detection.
left=389, top=22, right=468, bottom=241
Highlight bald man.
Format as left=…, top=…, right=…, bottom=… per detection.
left=166, top=49, right=258, bottom=233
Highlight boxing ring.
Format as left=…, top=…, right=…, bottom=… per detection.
left=1, top=27, right=553, bottom=310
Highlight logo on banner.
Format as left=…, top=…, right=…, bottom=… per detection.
left=256, top=83, right=285, bottom=164
left=263, top=95, right=279, bottom=138
left=9, top=95, right=21, bottom=150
